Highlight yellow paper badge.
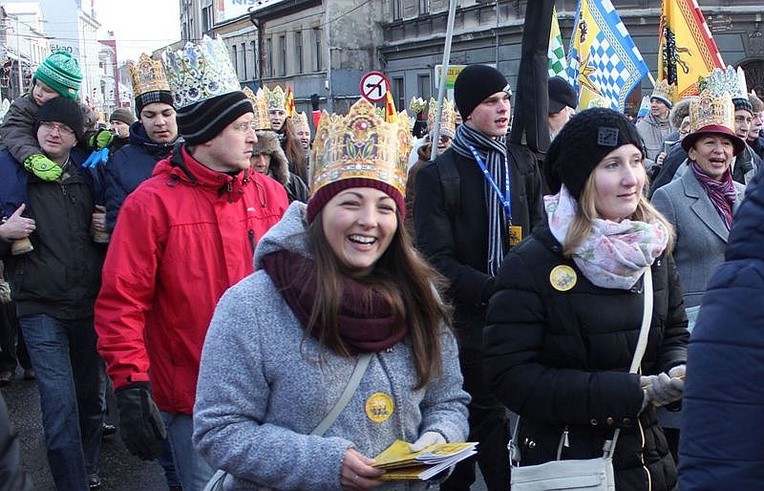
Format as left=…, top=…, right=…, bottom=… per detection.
left=365, top=392, right=394, bottom=423
left=549, top=265, right=577, bottom=292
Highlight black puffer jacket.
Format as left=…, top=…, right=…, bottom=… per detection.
left=484, top=224, right=688, bottom=491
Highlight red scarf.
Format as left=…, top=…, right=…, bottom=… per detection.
left=690, top=161, right=737, bottom=230
left=260, top=250, right=407, bottom=354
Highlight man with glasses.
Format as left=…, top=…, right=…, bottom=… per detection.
left=0, top=97, right=107, bottom=490
left=95, top=37, right=288, bottom=491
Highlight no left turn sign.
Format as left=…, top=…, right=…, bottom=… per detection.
left=360, top=72, right=389, bottom=103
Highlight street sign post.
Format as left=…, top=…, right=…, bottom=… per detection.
left=360, top=71, right=389, bottom=103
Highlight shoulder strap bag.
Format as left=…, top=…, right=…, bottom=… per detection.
left=509, top=268, right=653, bottom=491
left=203, top=353, right=373, bottom=491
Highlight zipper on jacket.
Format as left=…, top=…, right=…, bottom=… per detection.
left=556, top=425, right=570, bottom=460
left=226, top=181, right=234, bottom=203
left=248, top=229, right=255, bottom=254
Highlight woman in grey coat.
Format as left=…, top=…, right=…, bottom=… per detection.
left=194, top=99, right=469, bottom=490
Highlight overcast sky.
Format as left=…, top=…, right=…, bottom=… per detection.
left=95, top=0, right=181, bottom=62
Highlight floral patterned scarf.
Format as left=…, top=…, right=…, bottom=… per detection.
left=545, top=186, right=668, bottom=290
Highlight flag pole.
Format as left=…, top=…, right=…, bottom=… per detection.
left=430, top=0, right=457, bottom=162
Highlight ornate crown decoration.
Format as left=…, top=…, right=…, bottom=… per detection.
left=161, top=35, right=241, bottom=109
left=129, top=53, right=171, bottom=97
left=310, top=98, right=412, bottom=197
left=409, top=96, right=426, bottom=115
left=650, top=79, right=677, bottom=105
left=688, top=89, right=735, bottom=133
left=427, top=98, right=456, bottom=138
left=700, top=66, right=747, bottom=100
left=242, top=87, right=271, bottom=130
left=263, top=85, right=286, bottom=111
left=293, top=111, right=310, bottom=130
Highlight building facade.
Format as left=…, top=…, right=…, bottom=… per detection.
left=0, top=2, right=50, bottom=101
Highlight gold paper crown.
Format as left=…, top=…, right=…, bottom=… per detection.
left=293, top=111, right=310, bottom=130
left=688, top=89, right=735, bottom=133
left=409, top=96, right=426, bottom=114
left=129, top=53, right=171, bottom=97
left=161, top=35, right=241, bottom=109
left=650, top=79, right=677, bottom=105
left=310, top=98, right=412, bottom=197
left=263, top=85, right=286, bottom=111
left=700, top=66, right=747, bottom=100
left=427, top=98, right=456, bottom=138
left=242, top=87, right=271, bottom=130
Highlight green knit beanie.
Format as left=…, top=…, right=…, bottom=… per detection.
left=33, top=51, right=83, bottom=100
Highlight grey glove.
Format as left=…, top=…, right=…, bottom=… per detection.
left=640, top=372, right=684, bottom=408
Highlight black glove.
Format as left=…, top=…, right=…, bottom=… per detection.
left=115, top=382, right=167, bottom=461
left=310, top=93, right=320, bottom=111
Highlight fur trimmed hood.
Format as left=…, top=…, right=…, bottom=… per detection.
left=253, top=130, right=290, bottom=186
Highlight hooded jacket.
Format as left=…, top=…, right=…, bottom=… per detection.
left=637, top=113, right=673, bottom=167
left=193, top=202, right=470, bottom=490
left=679, top=168, right=764, bottom=489
left=95, top=144, right=288, bottom=414
left=252, top=130, right=308, bottom=203
left=104, top=122, right=176, bottom=231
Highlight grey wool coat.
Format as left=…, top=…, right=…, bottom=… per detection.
left=193, top=202, right=470, bottom=490
left=651, top=169, right=745, bottom=309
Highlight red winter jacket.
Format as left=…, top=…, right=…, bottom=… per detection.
left=95, top=145, right=288, bottom=414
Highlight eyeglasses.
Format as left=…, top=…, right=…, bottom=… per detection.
left=40, top=121, right=75, bottom=136
left=230, top=121, right=258, bottom=133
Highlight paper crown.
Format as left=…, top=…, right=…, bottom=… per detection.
left=242, top=87, right=271, bottom=130
left=129, top=53, right=171, bottom=97
left=293, top=111, right=310, bottom=130
left=263, top=85, right=286, bottom=111
left=688, top=89, right=735, bottom=133
left=700, top=66, right=748, bottom=100
left=650, top=79, right=677, bottom=106
left=409, top=96, right=426, bottom=114
left=161, top=35, right=241, bottom=109
left=310, top=98, right=412, bottom=197
left=427, top=98, right=456, bottom=139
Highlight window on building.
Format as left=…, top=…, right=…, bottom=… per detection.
left=231, top=45, right=238, bottom=79
left=417, top=74, right=431, bottom=100
left=419, top=0, right=429, bottom=15
left=279, top=35, right=287, bottom=76
left=393, top=77, right=405, bottom=112
left=251, top=40, right=258, bottom=80
left=295, top=31, right=304, bottom=74
left=267, top=37, right=273, bottom=77
left=313, top=27, right=322, bottom=71
left=392, top=0, right=403, bottom=20
left=201, top=5, right=213, bottom=34
left=241, top=43, right=247, bottom=79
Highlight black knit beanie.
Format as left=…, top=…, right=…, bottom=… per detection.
left=454, top=64, right=511, bottom=119
left=176, top=91, right=253, bottom=145
left=35, top=97, right=85, bottom=143
left=544, top=107, right=645, bottom=199
left=732, top=97, right=753, bottom=115
left=135, top=90, right=175, bottom=117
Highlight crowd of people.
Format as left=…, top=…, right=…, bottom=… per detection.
left=0, top=31, right=762, bottom=491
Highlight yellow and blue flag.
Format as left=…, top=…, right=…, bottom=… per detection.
left=548, top=7, right=568, bottom=79
left=567, top=0, right=649, bottom=111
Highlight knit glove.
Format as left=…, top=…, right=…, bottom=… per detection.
left=640, top=372, right=684, bottom=408
left=115, top=382, right=167, bottom=461
left=23, top=154, right=62, bottom=181
left=88, top=128, right=115, bottom=150
left=410, top=431, right=446, bottom=452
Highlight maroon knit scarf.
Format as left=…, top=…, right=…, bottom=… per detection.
left=690, top=161, right=737, bottom=230
left=260, top=249, right=407, bottom=354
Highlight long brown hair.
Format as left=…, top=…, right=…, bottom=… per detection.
left=281, top=118, right=308, bottom=182
left=301, top=213, right=452, bottom=389
left=563, top=171, right=675, bottom=256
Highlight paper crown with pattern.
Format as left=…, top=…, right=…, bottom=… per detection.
left=293, top=111, right=310, bottom=130
left=242, top=87, right=272, bottom=130
left=688, top=89, right=735, bottom=133
left=409, top=96, right=426, bottom=115
left=650, top=79, right=677, bottom=106
left=129, top=53, right=171, bottom=97
left=310, top=98, right=412, bottom=197
left=161, top=35, right=241, bottom=109
left=700, top=66, right=747, bottom=100
left=263, top=85, right=286, bottom=111
left=427, top=98, right=456, bottom=139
